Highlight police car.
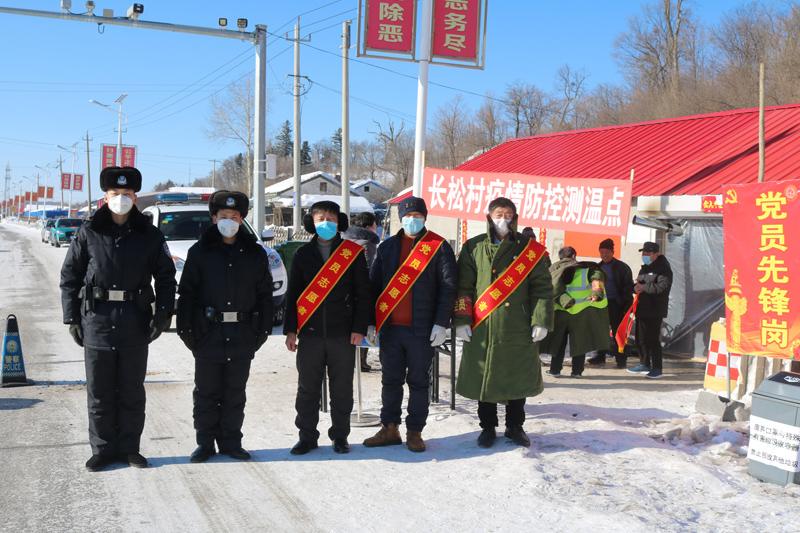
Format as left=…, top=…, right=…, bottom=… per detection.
left=142, top=193, right=287, bottom=325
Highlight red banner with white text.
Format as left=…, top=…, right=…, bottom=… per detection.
left=723, top=180, right=800, bottom=359
left=421, top=168, right=632, bottom=236
left=61, top=173, right=71, bottom=190
left=73, top=174, right=83, bottom=191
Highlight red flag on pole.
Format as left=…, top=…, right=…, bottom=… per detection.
left=61, top=173, right=72, bottom=190
left=73, top=174, right=84, bottom=191
left=615, top=295, right=640, bottom=353
left=46, top=187, right=54, bottom=199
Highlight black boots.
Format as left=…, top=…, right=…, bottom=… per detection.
left=190, top=446, right=216, bottom=463
left=85, top=454, right=114, bottom=472
left=332, top=438, right=350, bottom=454
left=477, top=429, right=496, bottom=448
left=504, top=426, right=531, bottom=447
left=290, top=440, right=319, bottom=455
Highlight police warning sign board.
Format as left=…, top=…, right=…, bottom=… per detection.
left=2, top=315, right=27, bottom=385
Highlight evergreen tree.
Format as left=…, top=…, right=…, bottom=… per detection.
left=301, top=141, right=312, bottom=166
left=275, top=120, right=293, bottom=157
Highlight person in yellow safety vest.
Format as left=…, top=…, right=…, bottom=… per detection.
left=541, top=246, right=610, bottom=378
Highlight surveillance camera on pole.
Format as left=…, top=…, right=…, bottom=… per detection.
left=85, top=1, right=95, bottom=15
left=127, top=3, right=143, bottom=21
left=60, top=0, right=72, bottom=12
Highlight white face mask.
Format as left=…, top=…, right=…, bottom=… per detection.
left=107, top=195, right=133, bottom=215
left=217, top=218, right=240, bottom=238
left=493, top=217, right=511, bottom=236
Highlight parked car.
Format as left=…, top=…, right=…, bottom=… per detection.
left=49, top=218, right=83, bottom=247
left=141, top=193, right=288, bottom=326
left=40, top=219, right=56, bottom=243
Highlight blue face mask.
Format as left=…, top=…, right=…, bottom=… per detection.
left=642, top=255, right=653, bottom=265
left=402, top=216, right=425, bottom=236
left=315, top=220, right=338, bottom=240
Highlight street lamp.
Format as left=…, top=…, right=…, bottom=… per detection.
left=57, top=143, right=79, bottom=216
left=35, top=162, right=57, bottom=220
left=89, top=93, right=127, bottom=165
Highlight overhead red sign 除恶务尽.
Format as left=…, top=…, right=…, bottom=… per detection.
left=431, top=0, right=481, bottom=62
left=364, top=0, right=416, bottom=55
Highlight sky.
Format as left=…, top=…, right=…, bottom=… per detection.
left=0, top=0, right=792, bottom=202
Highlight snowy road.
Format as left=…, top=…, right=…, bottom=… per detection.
left=1, top=221, right=798, bottom=533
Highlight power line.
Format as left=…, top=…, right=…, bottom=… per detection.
left=272, top=0, right=344, bottom=34
left=310, top=79, right=415, bottom=121
left=270, top=33, right=511, bottom=106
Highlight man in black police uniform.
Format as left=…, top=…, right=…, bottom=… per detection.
left=60, top=166, right=176, bottom=472
left=177, top=191, right=273, bottom=463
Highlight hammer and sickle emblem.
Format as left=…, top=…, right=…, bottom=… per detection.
left=724, top=189, right=738, bottom=205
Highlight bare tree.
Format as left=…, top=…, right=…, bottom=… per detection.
left=372, top=120, right=414, bottom=192
left=503, top=82, right=552, bottom=137
left=552, top=64, right=589, bottom=130
left=474, top=93, right=507, bottom=151
left=207, top=79, right=253, bottom=193
left=431, top=95, right=474, bottom=168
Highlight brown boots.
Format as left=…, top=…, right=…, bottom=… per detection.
left=362, top=424, right=426, bottom=452
left=363, top=423, right=402, bottom=447
left=405, top=431, right=426, bottom=453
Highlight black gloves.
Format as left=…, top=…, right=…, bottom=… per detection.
left=149, top=311, right=172, bottom=343
left=178, top=329, right=196, bottom=350
left=68, top=324, right=84, bottom=347
left=255, top=332, right=269, bottom=351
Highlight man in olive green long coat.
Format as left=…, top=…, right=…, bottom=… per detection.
left=454, top=197, right=553, bottom=448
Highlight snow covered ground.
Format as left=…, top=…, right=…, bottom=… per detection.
left=1, top=221, right=798, bottom=533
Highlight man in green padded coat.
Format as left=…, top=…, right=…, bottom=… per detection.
left=454, top=197, right=554, bottom=449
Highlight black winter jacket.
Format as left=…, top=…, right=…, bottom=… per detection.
left=283, top=234, right=372, bottom=338
left=60, top=205, right=176, bottom=350
left=603, top=257, right=634, bottom=308
left=635, top=254, right=673, bottom=319
left=176, top=225, right=273, bottom=360
left=370, top=228, right=457, bottom=336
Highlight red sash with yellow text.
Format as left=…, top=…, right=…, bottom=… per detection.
left=471, top=238, right=547, bottom=329
left=296, top=240, right=364, bottom=332
left=375, top=230, right=445, bottom=332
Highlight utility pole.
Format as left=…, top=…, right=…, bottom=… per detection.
left=758, top=62, right=765, bottom=183
left=3, top=163, right=10, bottom=218
left=85, top=131, right=93, bottom=216
left=69, top=145, right=76, bottom=216
left=58, top=155, right=64, bottom=211
left=292, top=18, right=302, bottom=232
left=209, top=159, right=219, bottom=189
left=252, top=24, right=267, bottom=234
left=412, top=0, right=434, bottom=196
left=341, top=20, right=351, bottom=217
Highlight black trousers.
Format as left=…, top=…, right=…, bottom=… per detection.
left=295, top=336, right=354, bottom=442
left=379, top=326, right=434, bottom=432
left=636, top=317, right=663, bottom=371
left=596, top=299, right=627, bottom=366
left=193, top=357, right=252, bottom=450
left=478, top=399, right=526, bottom=430
left=84, top=345, right=148, bottom=456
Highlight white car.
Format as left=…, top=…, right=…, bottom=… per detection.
left=142, top=194, right=288, bottom=325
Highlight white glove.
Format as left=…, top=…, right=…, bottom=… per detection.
left=455, top=324, right=472, bottom=342
left=366, top=325, right=377, bottom=346
left=531, top=326, right=548, bottom=343
left=429, top=325, right=448, bottom=347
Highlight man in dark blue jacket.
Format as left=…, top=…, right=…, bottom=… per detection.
left=363, top=196, right=457, bottom=452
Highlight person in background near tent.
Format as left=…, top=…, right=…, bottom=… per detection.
left=343, top=211, right=381, bottom=372
left=60, top=166, right=176, bottom=472
left=541, top=246, right=609, bottom=378
left=284, top=200, right=371, bottom=455
left=176, top=191, right=273, bottom=463
left=454, top=197, right=553, bottom=448
left=521, top=227, right=536, bottom=240
left=627, top=241, right=673, bottom=379
left=587, top=238, right=634, bottom=369
left=362, top=196, right=457, bottom=453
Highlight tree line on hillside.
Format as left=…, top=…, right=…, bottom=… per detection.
left=154, top=0, right=800, bottom=196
